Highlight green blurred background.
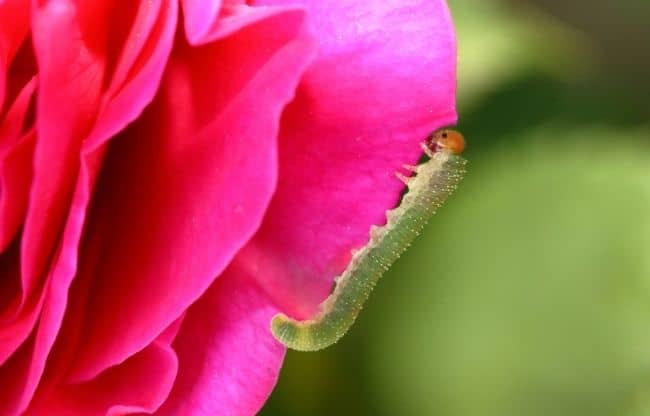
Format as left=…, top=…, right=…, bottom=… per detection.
left=261, top=0, right=650, bottom=414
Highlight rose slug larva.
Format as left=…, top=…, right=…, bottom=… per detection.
left=271, top=129, right=467, bottom=351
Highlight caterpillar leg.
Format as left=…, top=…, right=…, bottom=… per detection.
left=420, top=142, right=435, bottom=158
left=402, top=164, right=418, bottom=172
left=395, top=172, right=410, bottom=185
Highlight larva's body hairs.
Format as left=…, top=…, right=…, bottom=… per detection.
left=271, top=130, right=467, bottom=351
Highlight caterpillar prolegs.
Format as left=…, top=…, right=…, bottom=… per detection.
left=271, top=130, right=467, bottom=351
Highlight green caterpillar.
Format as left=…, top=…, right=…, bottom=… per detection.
left=271, top=130, right=467, bottom=351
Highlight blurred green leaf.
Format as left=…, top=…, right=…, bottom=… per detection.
left=452, top=0, right=595, bottom=107
left=367, top=130, right=650, bottom=416
left=263, top=1, right=650, bottom=414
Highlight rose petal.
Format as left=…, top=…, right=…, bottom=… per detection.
left=66, top=7, right=316, bottom=382
left=103, top=0, right=162, bottom=98
left=240, top=0, right=458, bottom=317
left=0, top=1, right=178, bottom=411
left=0, top=78, right=36, bottom=252
left=0, top=129, right=35, bottom=322
left=0, top=234, right=40, bottom=368
left=25, top=339, right=177, bottom=416
left=21, top=0, right=108, bottom=304
left=0, top=132, right=34, bottom=251
left=0, top=262, right=42, bottom=366
left=185, top=2, right=308, bottom=44
left=157, top=264, right=285, bottom=416
left=0, top=76, right=35, bottom=148
left=0, top=234, right=21, bottom=326
left=0, top=57, right=39, bottom=364
left=0, top=0, right=30, bottom=111
left=0, top=332, right=34, bottom=415
left=180, top=0, right=222, bottom=44
left=86, top=0, right=173, bottom=150
left=0, top=58, right=5, bottom=112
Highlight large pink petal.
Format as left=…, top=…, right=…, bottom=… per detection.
left=65, top=7, right=316, bottom=382
left=240, top=0, right=458, bottom=318
left=157, top=264, right=285, bottom=416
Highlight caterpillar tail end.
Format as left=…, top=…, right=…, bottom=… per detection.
left=270, top=313, right=336, bottom=352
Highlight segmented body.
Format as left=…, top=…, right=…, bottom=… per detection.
left=271, top=141, right=466, bottom=351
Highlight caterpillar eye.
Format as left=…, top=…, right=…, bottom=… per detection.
left=432, top=129, right=465, bottom=155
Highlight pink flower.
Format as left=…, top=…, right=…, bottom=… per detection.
left=0, top=0, right=456, bottom=414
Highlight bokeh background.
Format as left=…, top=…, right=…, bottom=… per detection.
left=261, top=0, right=650, bottom=414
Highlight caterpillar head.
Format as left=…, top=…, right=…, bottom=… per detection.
left=429, top=129, right=465, bottom=155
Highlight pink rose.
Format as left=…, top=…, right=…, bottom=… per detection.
left=0, top=0, right=457, bottom=414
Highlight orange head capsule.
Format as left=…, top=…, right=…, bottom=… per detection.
left=429, top=129, right=466, bottom=155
